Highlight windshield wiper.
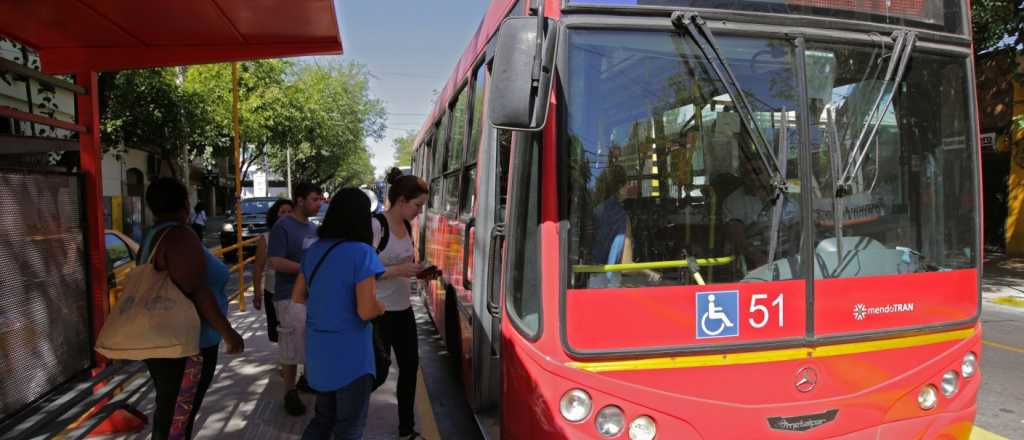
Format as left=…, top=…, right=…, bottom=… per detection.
left=672, top=12, right=790, bottom=276
left=671, top=12, right=786, bottom=191
left=836, top=29, right=916, bottom=197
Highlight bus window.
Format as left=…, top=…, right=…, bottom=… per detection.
left=430, top=178, right=443, bottom=211
left=449, top=87, right=470, bottom=172
left=565, top=29, right=804, bottom=289
left=806, top=44, right=976, bottom=279
left=467, top=64, right=486, bottom=164
left=434, top=115, right=449, bottom=177
left=507, top=134, right=542, bottom=336
left=496, top=130, right=513, bottom=221
left=460, top=166, right=477, bottom=216
left=445, top=173, right=460, bottom=214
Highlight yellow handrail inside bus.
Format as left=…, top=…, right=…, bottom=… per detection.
left=572, top=256, right=734, bottom=273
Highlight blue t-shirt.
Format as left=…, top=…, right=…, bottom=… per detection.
left=301, top=240, right=385, bottom=392
left=140, top=223, right=229, bottom=349
left=268, top=215, right=319, bottom=301
left=199, top=247, right=230, bottom=348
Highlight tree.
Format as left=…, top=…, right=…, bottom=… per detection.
left=183, top=60, right=294, bottom=178
left=267, top=61, right=385, bottom=192
left=392, top=130, right=416, bottom=167
left=101, top=68, right=213, bottom=177
left=973, top=0, right=1022, bottom=55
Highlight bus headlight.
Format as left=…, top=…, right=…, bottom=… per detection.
left=559, top=389, right=592, bottom=422
left=595, top=405, right=625, bottom=437
left=941, top=371, right=959, bottom=397
left=628, top=415, right=657, bottom=440
left=961, top=352, right=977, bottom=378
left=917, top=385, right=938, bottom=410
left=222, top=223, right=234, bottom=232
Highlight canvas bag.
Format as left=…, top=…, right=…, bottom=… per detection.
left=95, top=226, right=201, bottom=360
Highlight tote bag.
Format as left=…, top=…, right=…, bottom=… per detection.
left=95, top=229, right=200, bottom=360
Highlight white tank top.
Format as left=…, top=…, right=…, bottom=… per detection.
left=372, top=217, right=414, bottom=311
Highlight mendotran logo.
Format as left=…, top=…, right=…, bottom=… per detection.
left=767, top=409, right=839, bottom=432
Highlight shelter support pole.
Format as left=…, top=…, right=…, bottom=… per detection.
left=233, top=62, right=246, bottom=311
left=77, top=71, right=108, bottom=364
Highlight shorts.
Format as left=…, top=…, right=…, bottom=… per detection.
left=275, top=300, right=306, bottom=365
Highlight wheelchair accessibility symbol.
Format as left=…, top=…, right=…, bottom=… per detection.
left=696, top=291, right=739, bottom=339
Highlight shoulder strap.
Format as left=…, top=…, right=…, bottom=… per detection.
left=374, top=213, right=389, bottom=254
left=308, top=241, right=345, bottom=286
left=138, top=222, right=179, bottom=265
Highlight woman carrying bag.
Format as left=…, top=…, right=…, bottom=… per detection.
left=122, top=178, right=242, bottom=440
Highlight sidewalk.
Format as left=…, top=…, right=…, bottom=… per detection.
left=101, top=293, right=434, bottom=440
left=983, top=252, right=1024, bottom=309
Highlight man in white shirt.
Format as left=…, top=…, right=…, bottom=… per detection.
left=723, top=160, right=799, bottom=269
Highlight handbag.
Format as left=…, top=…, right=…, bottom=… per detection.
left=95, top=228, right=201, bottom=360
left=306, top=241, right=391, bottom=390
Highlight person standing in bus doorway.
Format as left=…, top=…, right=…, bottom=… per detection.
left=269, top=182, right=323, bottom=416
left=292, top=188, right=386, bottom=440
left=373, top=167, right=433, bottom=440
left=253, top=199, right=294, bottom=342
left=138, top=178, right=243, bottom=440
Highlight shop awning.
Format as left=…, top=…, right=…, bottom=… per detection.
left=0, top=0, right=343, bottom=74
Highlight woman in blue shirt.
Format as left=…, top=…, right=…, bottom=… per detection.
left=292, top=188, right=385, bottom=440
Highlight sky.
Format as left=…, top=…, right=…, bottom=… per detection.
left=333, top=0, right=492, bottom=177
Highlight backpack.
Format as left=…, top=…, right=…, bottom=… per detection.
left=373, top=213, right=412, bottom=253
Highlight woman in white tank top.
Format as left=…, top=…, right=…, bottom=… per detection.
left=372, top=168, right=432, bottom=440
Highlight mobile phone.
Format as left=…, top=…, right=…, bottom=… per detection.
left=416, top=265, right=439, bottom=279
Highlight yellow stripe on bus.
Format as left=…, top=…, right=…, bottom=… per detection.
left=566, top=328, right=975, bottom=373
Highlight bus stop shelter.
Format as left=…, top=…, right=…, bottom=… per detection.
left=0, top=0, right=342, bottom=434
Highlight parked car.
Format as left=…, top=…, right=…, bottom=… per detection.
left=221, top=197, right=279, bottom=262
left=104, top=229, right=139, bottom=305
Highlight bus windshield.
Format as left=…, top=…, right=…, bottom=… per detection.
left=567, top=0, right=965, bottom=35
left=564, top=29, right=977, bottom=289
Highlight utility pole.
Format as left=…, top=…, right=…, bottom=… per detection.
left=286, top=145, right=293, bottom=197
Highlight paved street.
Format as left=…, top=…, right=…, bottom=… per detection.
left=975, top=253, right=1024, bottom=440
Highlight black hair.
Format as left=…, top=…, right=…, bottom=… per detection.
left=293, top=182, right=323, bottom=201
left=385, top=167, right=429, bottom=206
left=266, top=199, right=294, bottom=229
left=194, top=202, right=206, bottom=214
left=146, top=177, right=189, bottom=216
left=317, top=188, right=372, bottom=245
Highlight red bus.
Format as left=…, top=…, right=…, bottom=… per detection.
left=411, top=0, right=981, bottom=438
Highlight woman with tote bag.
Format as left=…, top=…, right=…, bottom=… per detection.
left=100, top=178, right=243, bottom=440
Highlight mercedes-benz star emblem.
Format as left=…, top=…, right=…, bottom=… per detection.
left=795, top=367, right=818, bottom=393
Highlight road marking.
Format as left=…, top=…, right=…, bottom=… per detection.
left=415, top=369, right=442, bottom=440
left=983, top=339, right=1024, bottom=354
left=971, top=426, right=1010, bottom=440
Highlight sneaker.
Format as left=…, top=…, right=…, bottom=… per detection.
left=284, top=389, right=306, bottom=416
left=296, top=374, right=313, bottom=393
left=399, top=431, right=425, bottom=440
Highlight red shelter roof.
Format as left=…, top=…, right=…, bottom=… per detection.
left=0, top=0, right=343, bottom=74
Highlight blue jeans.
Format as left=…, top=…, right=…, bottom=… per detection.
left=302, top=374, right=373, bottom=440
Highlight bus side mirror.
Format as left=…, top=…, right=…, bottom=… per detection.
left=487, top=16, right=557, bottom=132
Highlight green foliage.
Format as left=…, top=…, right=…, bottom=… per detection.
left=392, top=130, right=417, bottom=167
left=101, top=68, right=213, bottom=172
left=266, top=61, right=386, bottom=192
left=972, top=0, right=1021, bottom=54
left=101, top=59, right=384, bottom=190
